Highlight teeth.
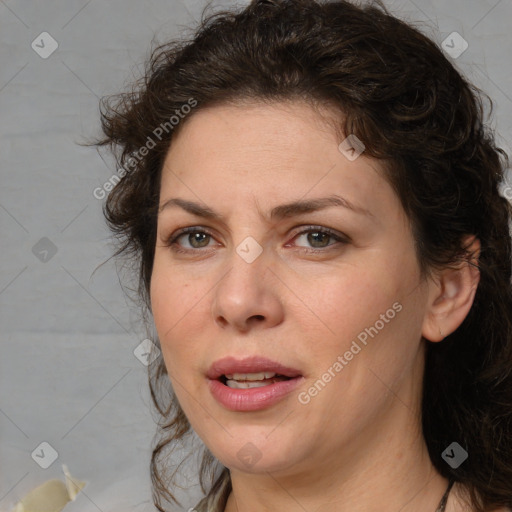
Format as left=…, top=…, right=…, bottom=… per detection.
left=224, top=372, right=277, bottom=381
left=225, top=380, right=272, bottom=389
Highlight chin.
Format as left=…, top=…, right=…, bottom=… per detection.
left=203, top=430, right=305, bottom=475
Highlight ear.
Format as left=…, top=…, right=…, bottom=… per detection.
left=421, top=235, right=481, bottom=342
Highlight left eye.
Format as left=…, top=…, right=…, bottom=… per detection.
left=291, top=227, right=346, bottom=249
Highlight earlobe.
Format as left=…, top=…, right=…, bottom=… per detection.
left=421, top=235, right=481, bottom=343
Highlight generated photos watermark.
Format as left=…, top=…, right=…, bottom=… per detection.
left=93, top=98, right=198, bottom=200
left=298, top=301, right=403, bottom=405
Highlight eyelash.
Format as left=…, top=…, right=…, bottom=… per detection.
left=164, top=225, right=349, bottom=254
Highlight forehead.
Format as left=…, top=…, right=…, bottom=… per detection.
left=169, top=100, right=337, bottom=160
left=158, top=100, right=396, bottom=220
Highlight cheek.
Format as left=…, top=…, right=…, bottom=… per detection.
left=150, top=266, right=193, bottom=369
left=306, top=248, right=422, bottom=363
left=300, top=272, right=424, bottom=425
left=310, top=265, right=401, bottom=337
left=150, top=255, right=200, bottom=333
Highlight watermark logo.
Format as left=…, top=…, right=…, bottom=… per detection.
left=32, top=237, right=58, bottom=263
left=236, top=236, right=263, bottom=263
left=338, top=134, right=365, bottom=161
left=237, top=442, right=262, bottom=468
left=442, top=442, right=468, bottom=469
left=442, top=32, right=468, bottom=59
left=93, top=167, right=128, bottom=200
left=298, top=301, right=403, bottom=405
left=32, top=441, right=59, bottom=469
left=134, top=339, right=161, bottom=366
left=126, top=98, right=198, bottom=171
left=31, top=32, right=58, bottom=59
left=93, top=98, right=198, bottom=199
left=498, top=171, right=512, bottom=204
left=501, top=185, right=512, bottom=203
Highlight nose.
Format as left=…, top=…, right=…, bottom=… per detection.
left=211, top=247, right=284, bottom=333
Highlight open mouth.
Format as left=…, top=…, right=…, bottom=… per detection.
left=207, top=356, right=304, bottom=411
left=220, top=372, right=293, bottom=389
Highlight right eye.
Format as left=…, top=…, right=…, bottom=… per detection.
left=164, top=227, right=218, bottom=253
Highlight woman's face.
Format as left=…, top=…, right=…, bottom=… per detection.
left=150, top=100, right=432, bottom=476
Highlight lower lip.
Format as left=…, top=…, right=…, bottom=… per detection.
left=208, top=377, right=304, bottom=412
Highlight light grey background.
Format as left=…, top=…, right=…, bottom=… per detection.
left=1, top=1, right=511, bottom=511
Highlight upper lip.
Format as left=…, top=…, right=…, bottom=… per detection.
left=207, top=356, right=302, bottom=380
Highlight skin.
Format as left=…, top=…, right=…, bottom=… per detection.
left=150, top=100, right=482, bottom=512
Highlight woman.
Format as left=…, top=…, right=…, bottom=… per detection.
left=95, top=0, right=512, bottom=510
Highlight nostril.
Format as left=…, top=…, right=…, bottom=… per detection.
left=215, top=316, right=229, bottom=328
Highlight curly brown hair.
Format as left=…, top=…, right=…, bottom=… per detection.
left=94, top=0, right=512, bottom=510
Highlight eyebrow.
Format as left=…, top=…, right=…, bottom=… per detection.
left=158, top=194, right=374, bottom=221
